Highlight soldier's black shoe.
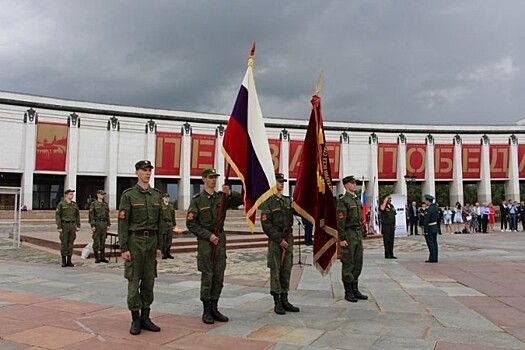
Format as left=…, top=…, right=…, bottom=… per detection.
left=351, top=281, right=368, bottom=300
left=202, top=300, right=214, bottom=324
left=211, top=299, right=229, bottom=322
left=281, top=292, right=300, bottom=312
left=94, top=252, right=101, bottom=264
left=66, top=256, right=74, bottom=267
left=61, top=256, right=67, bottom=267
left=162, top=255, right=167, bottom=260
left=99, top=250, right=109, bottom=263
left=272, top=292, right=286, bottom=315
left=141, top=308, right=161, bottom=332
left=167, top=254, right=174, bottom=259
left=343, top=282, right=357, bottom=302
left=130, top=310, right=141, bottom=335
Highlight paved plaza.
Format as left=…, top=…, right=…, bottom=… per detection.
left=1, top=232, right=525, bottom=349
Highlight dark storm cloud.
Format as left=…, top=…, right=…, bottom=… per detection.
left=1, top=0, right=525, bottom=125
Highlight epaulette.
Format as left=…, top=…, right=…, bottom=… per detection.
left=192, top=193, right=201, bottom=199
left=123, top=188, right=133, bottom=194
left=152, top=187, right=162, bottom=194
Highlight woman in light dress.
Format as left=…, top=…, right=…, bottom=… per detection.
left=453, top=202, right=463, bottom=233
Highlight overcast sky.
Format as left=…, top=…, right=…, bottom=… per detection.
left=1, top=1, right=525, bottom=125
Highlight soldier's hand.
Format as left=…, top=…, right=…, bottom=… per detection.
left=221, top=185, right=231, bottom=195
left=280, top=239, right=288, bottom=249
left=156, top=249, right=162, bottom=258
left=210, top=234, right=219, bottom=245
left=122, top=251, right=131, bottom=261
left=339, top=240, right=348, bottom=248
left=91, top=227, right=96, bottom=233
left=76, top=227, right=80, bottom=232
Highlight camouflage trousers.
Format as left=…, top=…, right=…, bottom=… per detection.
left=92, top=222, right=108, bottom=252
left=59, top=223, right=77, bottom=256
left=268, top=242, right=293, bottom=294
left=197, top=240, right=226, bottom=300
left=161, top=226, right=173, bottom=256
left=124, top=235, right=158, bottom=311
left=340, top=230, right=363, bottom=283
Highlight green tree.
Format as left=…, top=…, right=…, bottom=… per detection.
left=463, top=183, right=478, bottom=204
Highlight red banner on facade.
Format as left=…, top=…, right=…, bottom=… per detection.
left=191, top=134, right=216, bottom=176
left=289, top=140, right=340, bottom=179
left=155, top=132, right=182, bottom=176
left=434, top=144, right=454, bottom=180
left=326, top=142, right=340, bottom=179
left=462, top=144, right=481, bottom=179
left=269, top=139, right=281, bottom=173
left=406, top=144, right=426, bottom=179
left=378, top=143, right=398, bottom=180
left=518, top=144, right=525, bottom=178
left=35, top=122, right=68, bottom=171
left=489, top=144, right=509, bottom=179
left=289, top=140, right=303, bottom=179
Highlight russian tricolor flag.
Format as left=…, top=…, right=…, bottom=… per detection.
left=361, top=179, right=369, bottom=230
left=222, top=44, right=277, bottom=230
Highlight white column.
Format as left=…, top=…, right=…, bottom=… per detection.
left=64, top=113, right=80, bottom=193
left=369, top=133, right=379, bottom=203
left=394, top=134, right=407, bottom=195
left=423, top=135, right=436, bottom=198
left=178, top=122, right=192, bottom=209
left=145, top=120, right=156, bottom=187
left=506, top=135, right=520, bottom=200
left=107, top=117, right=119, bottom=210
left=478, top=135, right=491, bottom=203
left=450, top=135, right=464, bottom=205
left=337, top=131, right=351, bottom=196
left=280, top=129, right=290, bottom=196
left=215, top=125, right=225, bottom=191
left=21, top=108, right=37, bottom=209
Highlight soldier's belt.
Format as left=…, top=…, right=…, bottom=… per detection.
left=62, top=220, right=76, bottom=223
left=93, top=219, right=107, bottom=222
left=428, top=222, right=437, bottom=226
left=131, top=230, right=157, bottom=237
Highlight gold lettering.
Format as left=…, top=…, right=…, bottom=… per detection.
left=463, top=147, right=480, bottom=173
left=406, top=147, right=425, bottom=173
left=435, top=147, right=453, bottom=173
left=289, top=144, right=303, bottom=173
left=164, top=137, right=181, bottom=168
left=519, top=148, right=525, bottom=173
left=269, top=142, right=279, bottom=171
left=156, top=138, right=163, bottom=167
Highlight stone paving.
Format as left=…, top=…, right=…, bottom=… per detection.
left=1, top=232, right=525, bottom=349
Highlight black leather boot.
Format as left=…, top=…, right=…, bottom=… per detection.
left=343, top=282, right=357, bottom=302
left=272, top=292, right=286, bottom=315
left=281, top=292, right=300, bottom=312
left=211, top=299, right=229, bottom=322
left=141, top=308, right=161, bottom=332
left=66, top=255, right=74, bottom=267
left=61, top=256, right=66, bottom=267
left=130, top=310, right=141, bottom=335
left=351, top=281, right=368, bottom=300
left=94, top=251, right=101, bottom=263
left=99, top=249, right=109, bottom=263
left=201, top=300, right=214, bottom=324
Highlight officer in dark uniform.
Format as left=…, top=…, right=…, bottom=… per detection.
left=186, top=168, right=242, bottom=324
left=423, top=194, right=439, bottom=263
left=161, top=193, right=176, bottom=259
left=55, top=189, right=80, bottom=267
left=89, top=190, right=111, bottom=263
left=379, top=195, right=397, bottom=259
left=118, top=160, right=163, bottom=335
left=336, top=175, right=368, bottom=303
left=260, top=173, right=300, bottom=315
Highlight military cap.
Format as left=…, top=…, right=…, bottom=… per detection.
left=342, top=175, right=356, bottom=185
left=275, top=173, right=287, bottom=182
left=97, top=190, right=106, bottom=195
left=64, top=189, right=75, bottom=194
left=162, top=193, right=170, bottom=198
left=135, top=160, right=154, bottom=170
left=201, top=168, right=220, bottom=177
left=424, top=194, right=435, bottom=201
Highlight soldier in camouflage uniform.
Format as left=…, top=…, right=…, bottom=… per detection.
left=260, top=173, right=300, bottom=315
left=161, top=193, right=176, bottom=259
left=186, top=168, right=242, bottom=325
left=336, top=176, right=368, bottom=303
left=89, top=190, right=111, bottom=263
left=118, top=160, right=163, bottom=336
left=55, top=189, right=80, bottom=267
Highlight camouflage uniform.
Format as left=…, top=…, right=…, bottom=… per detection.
left=55, top=196, right=80, bottom=266
left=379, top=201, right=396, bottom=258
left=161, top=199, right=176, bottom=259
left=336, top=176, right=368, bottom=302
left=89, top=194, right=111, bottom=262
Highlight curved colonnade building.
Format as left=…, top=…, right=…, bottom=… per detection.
left=1, top=90, right=524, bottom=211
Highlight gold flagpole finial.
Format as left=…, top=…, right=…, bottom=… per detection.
left=248, top=42, right=256, bottom=68
left=315, top=70, right=324, bottom=96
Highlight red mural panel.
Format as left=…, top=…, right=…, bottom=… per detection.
left=155, top=132, right=182, bottom=176
left=434, top=144, right=454, bottom=180
left=406, top=144, right=426, bottom=179
left=378, top=143, right=398, bottom=180
left=326, top=142, right=340, bottom=180
left=519, top=144, right=525, bottom=178
left=226, top=138, right=281, bottom=178
left=191, top=134, right=216, bottom=176
left=288, top=140, right=303, bottom=179
left=489, top=144, right=509, bottom=179
left=462, top=144, right=481, bottom=179
left=35, top=122, right=68, bottom=171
